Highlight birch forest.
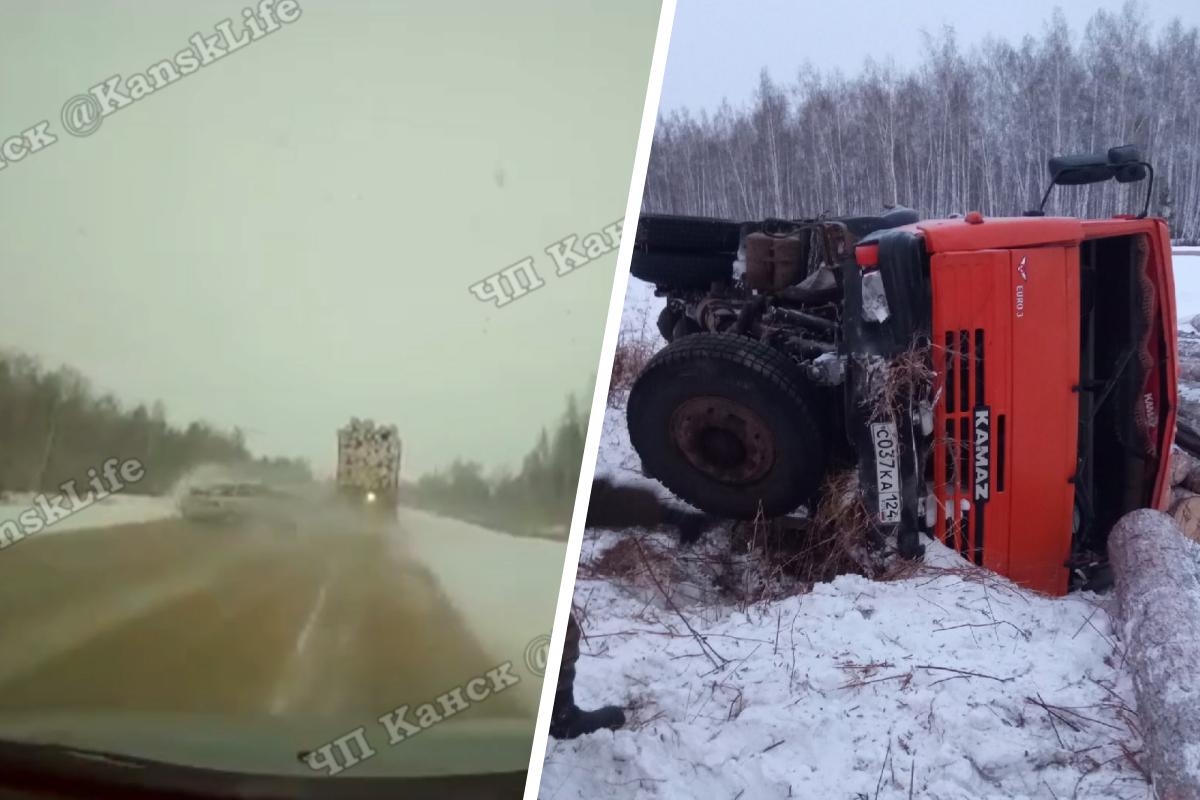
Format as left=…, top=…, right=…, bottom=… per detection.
left=643, top=5, right=1200, bottom=242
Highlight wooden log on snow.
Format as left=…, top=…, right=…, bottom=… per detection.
left=1109, top=509, right=1200, bottom=800
left=1178, top=417, right=1200, bottom=460
left=1172, top=448, right=1199, bottom=486
left=1170, top=487, right=1199, bottom=510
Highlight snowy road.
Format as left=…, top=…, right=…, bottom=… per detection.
left=0, top=497, right=564, bottom=773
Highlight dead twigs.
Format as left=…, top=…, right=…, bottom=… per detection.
left=632, top=535, right=727, bottom=669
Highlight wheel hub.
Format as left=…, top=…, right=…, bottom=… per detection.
left=668, top=396, right=775, bottom=484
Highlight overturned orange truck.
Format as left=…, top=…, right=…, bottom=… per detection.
left=627, top=145, right=1176, bottom=596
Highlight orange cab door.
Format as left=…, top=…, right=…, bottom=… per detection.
left=931, top=245, right=1078, bottom=595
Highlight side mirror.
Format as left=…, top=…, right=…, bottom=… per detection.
left=1048, top=153, right=1116, bottom=186
left=1036, top=144, right=1154, bottom=218
left=1109, top=145, right=1149, bottom=183
left=1114, top=163, right=1148, bottom=183
left=1107, top=144, right=1142, bottom=164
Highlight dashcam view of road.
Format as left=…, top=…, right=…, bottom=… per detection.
left=0, top=509, right=508, bottom=718
left=0, top=485, right=563, bottom=776
left=0, top=297, right=588, bottom=783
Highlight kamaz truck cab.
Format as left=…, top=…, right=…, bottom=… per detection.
left=626, top=145, right=1176, bottom=595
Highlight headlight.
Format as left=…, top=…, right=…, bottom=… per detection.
left=365, top=491, right=377, bottom=503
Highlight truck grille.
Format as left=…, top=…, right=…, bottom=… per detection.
left=939, top=328, right=1005, bottom=566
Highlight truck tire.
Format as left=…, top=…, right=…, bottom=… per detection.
left=631, top=250, right=734, bottom=290
left=627, top=333, right=828, bottom=519
left=656, top=305, right=681, bottom=341
left=636, top=214, right=743, bottom=253
left=836, top=207, right=920, bottom=240
left=656, top=305, right=701, bottom=342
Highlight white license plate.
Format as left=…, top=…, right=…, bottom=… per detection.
left=871, top=422, right=901, bottom=524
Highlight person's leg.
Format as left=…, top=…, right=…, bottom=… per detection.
left=662, top=506, right=714, bottom=545
left=555, top=613, right=582, bottom=707
left=586, top=477, right=715, bottom=544
left=548, top=613, right=625, bottom=739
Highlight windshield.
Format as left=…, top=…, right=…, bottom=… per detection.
left=0, top=0, right=657, bottom=785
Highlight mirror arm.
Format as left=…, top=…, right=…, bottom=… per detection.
left=1037, top=174, right=1060, bottom=214
left=1137, top=161, right=1155, bottom=219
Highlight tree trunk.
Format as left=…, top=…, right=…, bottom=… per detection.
left=1109, top=509, right=1200, bottom=800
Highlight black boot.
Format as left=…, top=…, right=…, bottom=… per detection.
left=548, top=687, right=625, bottom=740
left=664, top=508, right=714, bottom=545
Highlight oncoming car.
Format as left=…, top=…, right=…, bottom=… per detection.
left=179, top=482, right=298, bottom=530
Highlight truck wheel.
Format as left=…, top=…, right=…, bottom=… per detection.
left=631, top=251, right=733, bottom=290
left=627, top=333, right=828, bottom=519
left=656, top=305, right=681, bottom=341
left=636, top=214, right=743, bottom=252
left=656, top=305, right=700, bottom=343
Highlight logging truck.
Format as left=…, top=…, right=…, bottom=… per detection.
left=627, top=145, right=1175, bottom=596
left=336, top=418, right=401, bottom=518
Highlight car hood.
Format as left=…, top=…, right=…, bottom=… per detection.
left=0, top=710, right=533, bottom=779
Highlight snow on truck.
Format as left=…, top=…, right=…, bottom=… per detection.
left=627, top=145, right=1175, bottom=596
left=336, top=418, right=401, bottom=515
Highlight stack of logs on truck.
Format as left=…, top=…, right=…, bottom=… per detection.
left=336, top=418, right=401, bottom=519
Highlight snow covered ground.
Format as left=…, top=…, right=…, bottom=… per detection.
left=543, top=406, right=1148, bottom=799
left=1173, top=247, right=1200, bottom=330
left=1172, top=250, right=1200, bottom=410
left=0, top=491, right=177, bottom=535
left=540, top=275, right=1158, bottom=799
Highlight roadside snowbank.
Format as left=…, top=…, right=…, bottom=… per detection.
left=398, top=506, right=565, bottom=714
left=0, top=492, right=177, bottom=535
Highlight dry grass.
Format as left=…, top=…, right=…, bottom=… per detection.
left=586, top=533, right=685, bottom=586
left=609, top=340, right=656, bottom=405
left=806, top=469, right=884, bottom=573
left=589, top=535, right=648, bottom=580
left=725, top=469, right=884, bottom=603
left=861, top=339, right=936, bottom=424
left=583, top=468, right=885, bottom=609
left=608, top=302, right=659, bottom=406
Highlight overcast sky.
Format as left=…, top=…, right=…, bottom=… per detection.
left=661, top=0, right=1200, bottom=113
left=0, top=1, right=658, bottom=477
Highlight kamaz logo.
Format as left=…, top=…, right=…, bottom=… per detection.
left=974, top=408, right=991, bottom=501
